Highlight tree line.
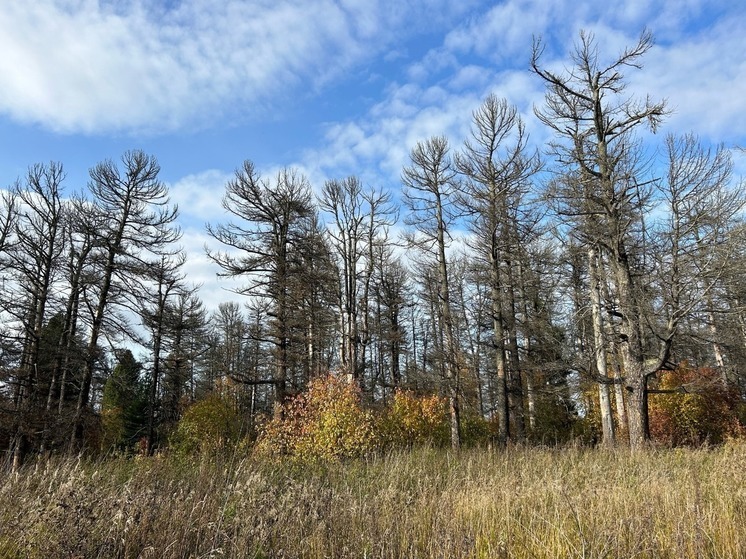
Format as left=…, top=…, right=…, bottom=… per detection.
left=2, top=30, right=745, bottom=466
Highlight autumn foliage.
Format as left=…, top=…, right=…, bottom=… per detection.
left=255, top=375, right=475, bottom=460
left=379, top=390, right=450, bottom=447
left=171, top=392, right=243, bottom=454
left=649, top=364, right=746, bottom=446
left=254, top=374, right=378, bottom=461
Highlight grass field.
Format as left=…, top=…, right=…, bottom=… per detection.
left=1, top=444, right=745, bottom=558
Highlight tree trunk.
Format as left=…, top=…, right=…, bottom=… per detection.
left=491, top=268, right=509, bottom=445
left=589, top=247, right=615, bottom=445
left=504, top=264, right=525, bottom=441
left=613, top=257, right=649, bottom=449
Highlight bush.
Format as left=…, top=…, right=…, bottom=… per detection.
left=649, top=365, right=746, bottom=446
left=459, top=411, right=495, bottom=446
left=378, top=390, right=450, bottom=448
left=171, top=393, right=242, bottom=455
left=254, top=374, right=378, bottom=461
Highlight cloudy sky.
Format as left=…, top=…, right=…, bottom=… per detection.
left=1, top=0, right=744, bottom=309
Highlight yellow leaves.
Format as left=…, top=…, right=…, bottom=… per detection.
left=649, top=364, right=746, bottom=446
left=254, top=374, right=378, bottom=462
left=379, top=390, right=450, bottom=448
left=255, top=378, right=487, bottom=462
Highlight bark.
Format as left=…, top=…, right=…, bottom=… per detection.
left=611, top=338, right=628, bottom=433
left=490, top=257, right=509, bottom=445
left=589, top=246, right=615, bottom=445
left=503, top=260, right=526, bottom=441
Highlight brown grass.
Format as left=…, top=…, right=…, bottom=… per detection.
left=1, top=443, right=745, bottom=558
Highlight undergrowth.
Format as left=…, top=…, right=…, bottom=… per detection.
left=1, top=444, right=745, bottom=558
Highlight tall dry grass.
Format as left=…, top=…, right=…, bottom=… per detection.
left=1, top=444, right=745, bottom=558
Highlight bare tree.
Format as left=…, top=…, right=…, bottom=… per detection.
left=0, top=189, right=17, bottom=265
left=72, top=150, right=180, bottom=449
left=455, top=95, right=541, bottom=443
left=52, top=195, right=102, bottom=420
left=654, top=134, right=744, bottom=376
left=402, top=135, right=462, bottom=450
left=319, top=177, right=366, bottom=379
left=291, top=210, right=339, bottom=383
left=140, top=253, right=187, bottom=454
left=3, top=163, right=66, bottom=466
left=207, top=162, right=314, bottom=416
left=160, top=290, right=207, bottom=425
left=319, top=179, right=397, bottom=392
left=532, top=29, right=667, bottom=448
left=359, top=187, right=397, bottom=394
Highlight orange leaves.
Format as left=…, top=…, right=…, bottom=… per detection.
left=255, top=377, right=460, bottom=461
left=254, top=374, right=378, bottom=461
left=649, top=364, right=745, bottom=446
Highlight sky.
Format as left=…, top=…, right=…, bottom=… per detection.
left=1, top=0, right=745, bottom=312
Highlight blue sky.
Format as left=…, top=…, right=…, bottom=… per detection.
left=1, top=0, right=745, bottom=310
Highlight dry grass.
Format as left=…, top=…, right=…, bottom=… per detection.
left=1, top=443, right=745, bottom=558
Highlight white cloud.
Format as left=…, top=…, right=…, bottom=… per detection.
left=179, top=226, right=245, bottom=312
left=168, top=169, right=231, bottom=222
left=299, top=63, right=547, bottom=192
left=161, top=0, right=746, bottom=314
left=638, top=17, right=746, bottom=144
left=271, top=0, right=746, bottom=195
left=0, top=0, right=470, bottom=135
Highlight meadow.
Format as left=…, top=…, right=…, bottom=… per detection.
left=1, top=444, right=745, bottom=558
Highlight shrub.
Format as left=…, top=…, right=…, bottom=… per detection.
left=378, top=390, right=449, bottom=448
left=649, top=364, right=746, bottom=446
left=254, top=374, right=378, bottom=461
left=459, top=410, right=495, bottom=446
left=171, top=393, right=242, bottom=455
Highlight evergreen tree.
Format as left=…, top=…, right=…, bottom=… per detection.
left=101, top=350, right=147, bottom=451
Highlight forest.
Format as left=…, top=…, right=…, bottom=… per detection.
left=2, top=29, right=746, bottom=471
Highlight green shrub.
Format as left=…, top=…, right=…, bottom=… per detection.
left=171, top=393, right=242, bottom=455
left=459, top=411, right=495, bottom=446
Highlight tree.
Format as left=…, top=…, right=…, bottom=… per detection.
left=0, top=188, right=17, bottom=265
left=160, top=291, right=208, bottom=425
left=72, top=150, right=180, bottom=448
left=101, top=350, right=147, bottom=451
left=319, top=178, right=397, bottom=393
left=654, top=134, right=744, bottom=378
left=358, top=187, right=397, bottom=394
left=140, top=253, right=187, bottom=454
left=402, top=135, right=462, bottom=450
left=3, top=163, right=66, bottom=467
left=371, top=247, right=409, bottom=392
left=532, top=30, right=667, bottom=448
left=320, top=177, right=366, bottom=379
left=291, top=211, right=338, bottom=382
left=49, top=195, right=102, bottom=426
left=207, top=162, right=315, bottom=416
left=455, top=95, right=541, bottom=443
